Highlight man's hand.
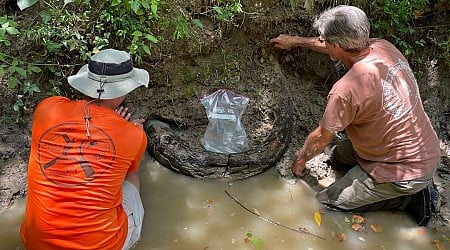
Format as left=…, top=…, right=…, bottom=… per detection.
left=291, top=157, right=308, bottom=177
left=270, top=34, right=295, bottom=50
left=115, top=106, right=131, bottom=120
left=291, top=125, right=334, bottom=177
left=115, top=106, right=144, bottom=126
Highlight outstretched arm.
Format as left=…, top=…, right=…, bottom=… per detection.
left=270, top=35, right=329, bottom=54
left=291, top=125, right=333, bottom=177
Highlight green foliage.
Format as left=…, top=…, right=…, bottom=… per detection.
left=173, top=14, right=190, bottom=40
left=289, top=0, right=300, bottom=10
left=0, top=16, right=42, bottom=123
left=5, top=0, right=252, bottom=123
left=440, top=38, right=450, bottom=67
left=100, top=0, right=160, bottom=63
left=369, top=0, right=429, bottom=56
left=212, top=0, right=243, bottom=22
left=0, top=16, right=20, bottom=45
left=27, top=6, right=91, bottom=60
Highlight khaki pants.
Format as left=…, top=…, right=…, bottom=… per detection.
left=122, top=181, right=145, bottom=250
left=317, top=139, right=434, bottom=211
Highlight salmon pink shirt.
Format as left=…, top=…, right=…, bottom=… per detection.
left=320, top=39, right=440, bottom=183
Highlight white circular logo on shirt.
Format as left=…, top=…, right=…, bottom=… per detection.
left=381, top=60, right=419, bottom=119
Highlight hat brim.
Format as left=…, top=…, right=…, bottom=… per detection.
left=67, top=64, right=149, bottom=100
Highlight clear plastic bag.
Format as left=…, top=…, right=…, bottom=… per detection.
left=200, top=89, right=249, bottom=154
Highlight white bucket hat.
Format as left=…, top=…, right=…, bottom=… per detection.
left=67, top=49, right=149, bottom=99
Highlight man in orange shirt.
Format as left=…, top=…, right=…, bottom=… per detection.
left=20, top=49, right=149, bottom=249
left=271, top=5, right=440, bottom=226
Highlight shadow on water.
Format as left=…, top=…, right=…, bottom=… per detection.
left=0, top=152, right=439, bottom=249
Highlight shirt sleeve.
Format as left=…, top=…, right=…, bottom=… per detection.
left=129, top=128, right=148, bottom=173
left=319, top=93, right=355, bottom=133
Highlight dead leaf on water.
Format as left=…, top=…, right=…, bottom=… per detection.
left=351, top=223, right=363, bottom=231
left=352, top=214, right=365, bottom=224
left=370, top=224, right=383, bottom=232
left=336, top=233, right=347, bottom=241
left=432, top=239, right=445, bottom=250
left=314, top=211, right=322, bottom=226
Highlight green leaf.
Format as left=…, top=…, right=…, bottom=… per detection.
left=6, top=27, right=19, bottom=35
left=15, top=67, right=27, bottom=77
left=23, top=81, right=41, bottom=95
left=145, top=34, right=158, bottom=43
left=130, top=0, right=140, bottom=14
left=40, top=11, right=52, bottom=23
left=111, top=0, right=121, bottom=7
left=132, top=30, right=143, bottom=37
left=193, top=19, right=203, bottom=29
left=7, top=77, right=20, bottom=89
left=142, top=1, right=150, bottom=9
left=142, top=44, right=151, bottom=55
left=28, top=65, right=42, bottom=73
left=64, top=0, right=74, bottom=6
left=151, top=1, right=159, bottom=18
left=13, top=98, right=24, bottom=112
left=246, top=232, right=263, bottom=250
left=343, top=216, right=351, bottom=224
left=136, top=9, right=144, bottom=15
left=17, top=0, right=39, bottom=11
left=12, top=58, right=18, bottom=67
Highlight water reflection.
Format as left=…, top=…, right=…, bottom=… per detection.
left=0, top=152, right=442, bottom=250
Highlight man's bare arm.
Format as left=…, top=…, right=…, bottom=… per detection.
left=270, top=35, right=329, bottom=54
left=291, top=125, right=334, bottom=176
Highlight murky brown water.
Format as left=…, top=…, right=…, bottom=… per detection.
left=0, top=153, right=439, bottom=250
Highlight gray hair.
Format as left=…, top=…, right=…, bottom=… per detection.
left=313, top=5, right=370, bottom=52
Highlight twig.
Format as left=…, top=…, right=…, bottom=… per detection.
left=224, top=190, right=326, bottom=240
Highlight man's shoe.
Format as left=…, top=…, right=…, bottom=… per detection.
left=429, top=182, right=440, bottom=214
left=403, top=183, right=440, bottom=226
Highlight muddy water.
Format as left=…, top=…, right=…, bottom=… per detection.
left=0, top=153, right=437, bottom=250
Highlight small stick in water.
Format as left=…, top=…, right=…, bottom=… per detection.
left=224, top=190, right=326, bottom=240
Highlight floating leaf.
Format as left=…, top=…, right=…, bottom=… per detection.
left=351, top=223, right=363, bottom=231
left=352, top=214, right=365, bottom=224
left=343, top=216, right=351, bottom=224
left=245, top=232, right=263, bottom=250
left=432, top=239, right=445, bottom=250
left=370, top=224, right=383, bottom=232
left=336, top=233, right=347, bottom=241
left=314, top=211, right=322, bottom=226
